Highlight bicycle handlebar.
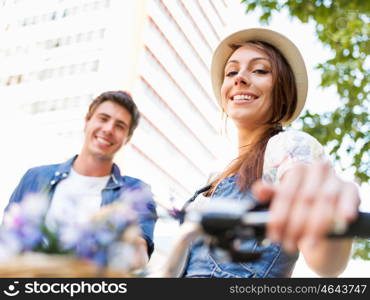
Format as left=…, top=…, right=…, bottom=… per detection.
left=189, top=198, right=370, bottom=263
left=153, top=198, right=370, bottom=277
left=201, top=210, right=370, bottom=239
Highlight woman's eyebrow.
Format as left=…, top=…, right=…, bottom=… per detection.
left=226, top=57, right=270, bottom=65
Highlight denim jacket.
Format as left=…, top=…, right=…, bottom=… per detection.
left=183, top=175, right=298, bottom=278
left=6, top=155, right=157, bottom=257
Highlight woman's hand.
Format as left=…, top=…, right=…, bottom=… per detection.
left=252, top=161, right=360, bottom=253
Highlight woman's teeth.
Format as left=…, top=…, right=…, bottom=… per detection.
left=233, top=94, right=257, bottom=101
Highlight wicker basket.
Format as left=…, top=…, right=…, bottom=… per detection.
left=0, top=252, right=131, bottom=278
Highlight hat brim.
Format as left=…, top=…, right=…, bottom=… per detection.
left=211, top=28, right=308, bottom=126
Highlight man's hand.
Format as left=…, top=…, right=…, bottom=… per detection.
left=121, top=228, right=149, bottom=270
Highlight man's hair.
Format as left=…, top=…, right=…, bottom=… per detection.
left=86, top=91, right=140, bottom=138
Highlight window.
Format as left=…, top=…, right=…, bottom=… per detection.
left=10, top=0, right=110, bottom=29
left=1, top=60, right=100, bottom=86
left=28, top=93, right=93, bottom=114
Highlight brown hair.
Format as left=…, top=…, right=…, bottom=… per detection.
left=86, top=90, right=140, bottom=138
left=207, top=41, right=297, bottom=194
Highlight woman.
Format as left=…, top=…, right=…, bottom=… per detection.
left=179, top=28, right=360, bottom=278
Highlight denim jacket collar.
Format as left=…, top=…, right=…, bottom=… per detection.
left=51, top=155, right=124, bottom=190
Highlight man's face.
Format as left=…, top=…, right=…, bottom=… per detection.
left=82, top=101, right=132, bottom=161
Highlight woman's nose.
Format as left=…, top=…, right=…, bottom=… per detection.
left=234, top=71, right=250, bottom=86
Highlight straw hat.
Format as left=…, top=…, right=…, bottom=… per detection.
left=211, top=28, right=308, bottom=125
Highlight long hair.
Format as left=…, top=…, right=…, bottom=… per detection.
left=207, top=41, right=297, bottom=194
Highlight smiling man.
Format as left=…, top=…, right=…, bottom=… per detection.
left=5, top=91, right=157, bottom=265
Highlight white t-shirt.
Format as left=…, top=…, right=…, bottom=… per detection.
left=45, top=168, right=110, bottom=230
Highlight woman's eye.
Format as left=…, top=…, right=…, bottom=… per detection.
left=225, top=71, right=238, bottom=77
left=253, top=69, right=269, bottom=74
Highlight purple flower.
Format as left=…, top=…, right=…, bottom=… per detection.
left=1, top=192, right=143, bottom=271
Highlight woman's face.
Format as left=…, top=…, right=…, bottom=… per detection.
left=221, top=45, right=274, bottom=128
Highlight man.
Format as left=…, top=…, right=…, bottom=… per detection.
left=6, top=91, right=157, bottom=264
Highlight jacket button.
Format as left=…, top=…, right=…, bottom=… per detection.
left=50, top=180, right=56, bottom=185
left=62, top=173, right=68, bottom=178
left=55, top=171, right=60, bottom=176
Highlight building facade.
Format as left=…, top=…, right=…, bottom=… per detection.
left=0, top=0, right=243, bottom=211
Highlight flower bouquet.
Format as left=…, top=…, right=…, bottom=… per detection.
left=0, top=193, right=147, bottom=277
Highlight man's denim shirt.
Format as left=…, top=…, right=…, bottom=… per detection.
left=6, top=155, right=158, bottom=257
left=184, top=175, right=298, bottom=278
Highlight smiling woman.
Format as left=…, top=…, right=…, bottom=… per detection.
left=174, top=28, right=361, bottom=278
left=209, top=33, right=302, bottom=193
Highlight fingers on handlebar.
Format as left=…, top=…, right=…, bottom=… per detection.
left=267, top=163, right=307, bottom=250
left=337, top=181, right=360, bottom=222
left=252, top=161, right=360, bottom=254
left=283, top=162, right=332, bottom=252
left=265, top=161, right=357, bottom=253
left=251, top=180, right=275, bottom=204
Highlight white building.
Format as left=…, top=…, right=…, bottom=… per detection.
left=0, top=0, right=243, bottom=212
